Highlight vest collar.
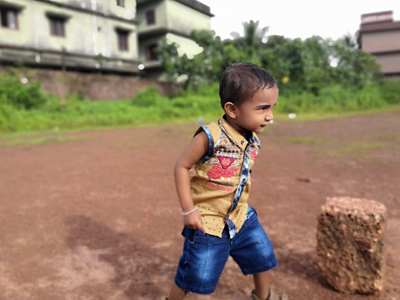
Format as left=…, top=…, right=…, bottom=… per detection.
left=218, top=115, right=261, bottom=151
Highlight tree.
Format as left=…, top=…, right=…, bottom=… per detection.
left=156, top=42, right=181, bottom=84
left=331, top=36, right=382, bottom=87
left=230, top=20, right=269, bottom=49
left=157, top=30, right=224, bottom=90
left=157, top=26, right=383, bottom=94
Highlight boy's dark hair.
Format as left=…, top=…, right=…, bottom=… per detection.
left=219, top=62, right=276, bottom=109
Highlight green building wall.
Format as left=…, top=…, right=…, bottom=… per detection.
left=137, top=0, right=212, bottom=78
left=0, top=0, right=213, bottom=76
left=165, top=0, right=211, bottom=35
left=0, top=0, right=140, bottom=73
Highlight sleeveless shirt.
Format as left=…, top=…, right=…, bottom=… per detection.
left=190, top=116, right=261, bottom=238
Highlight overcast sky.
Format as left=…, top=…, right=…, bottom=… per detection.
left=199, top=0, right=399, bottom=41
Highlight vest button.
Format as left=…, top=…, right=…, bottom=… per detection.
left=241, top=141, right=245, bottom=145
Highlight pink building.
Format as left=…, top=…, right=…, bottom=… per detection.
left=359, top=11, right=400, bottom=78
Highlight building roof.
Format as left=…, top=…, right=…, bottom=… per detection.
left=361, top=10, right=393, bottom=19
left=136, top=0, right=214, bottom=17
left=360, top=20, right=400, bottom=33
left=360, top=10, right=400, bottom=33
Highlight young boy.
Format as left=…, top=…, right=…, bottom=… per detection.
left=167, top=63, right=282, bottom=300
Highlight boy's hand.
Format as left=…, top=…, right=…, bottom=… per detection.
left=183, top=210, right=205, bottom=233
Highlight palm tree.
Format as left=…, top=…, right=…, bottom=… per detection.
left=230, top=20, right=269, bottom=48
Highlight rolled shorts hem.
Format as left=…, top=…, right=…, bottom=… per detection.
left=174, top=278, right=216, bottom=295
left=242, top=259, right=278, bottom=275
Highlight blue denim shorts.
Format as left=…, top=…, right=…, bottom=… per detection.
left=174, top=207, right=278, bottom=295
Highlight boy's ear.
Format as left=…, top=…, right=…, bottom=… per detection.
left=224, top=102, right=238, bottom=119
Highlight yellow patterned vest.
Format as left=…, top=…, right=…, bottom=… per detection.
left=191, top=116, right=261, bottom=238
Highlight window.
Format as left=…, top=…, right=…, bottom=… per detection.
left=116, top=0, right=125, bottom=7
left=147, top=44, right=158, bottom=61
left=0, top=8, right=18, bottom=29
left=146, top=10, right=155, bottom=25
left=117, top=29, right=129, bottom=51
left=49, top=17, right=65, bottom=37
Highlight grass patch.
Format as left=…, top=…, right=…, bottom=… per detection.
left=327, top=141, right=388, bottom=157
left=159, top=127, right=197, bottom=136
left=286, top=137, right=331, bottom=144
left=287, top=135, right=391, bottom=161
left=0, top=135, right=88, bottom=147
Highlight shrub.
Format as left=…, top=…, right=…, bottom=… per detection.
left=0, top=72, right=47, bottom=110
left=275, top=84, right=394, bottom=114
left=357, top=85, right=384, bottom=110
left=379, top=79, right=400, bottom=105
left=0, top=95, right=20, bottom=131
left=132, top=86, right=169, bottom=107
left=317, top=85, right=358, bottom=112
left=275, top=92, right=315, bottom=113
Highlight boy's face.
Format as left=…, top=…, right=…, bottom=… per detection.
left=229, top=85, right=279, bottom=136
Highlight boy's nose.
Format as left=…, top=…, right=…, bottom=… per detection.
left=266, top=111, right=274, bottom=122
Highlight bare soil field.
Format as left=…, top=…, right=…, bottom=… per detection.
left=0, top=112, right=399, bottom=300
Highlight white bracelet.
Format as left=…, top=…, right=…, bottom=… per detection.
left=181, top=206, right=198, bottom=216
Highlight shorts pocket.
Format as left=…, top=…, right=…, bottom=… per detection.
left=181, top=227, right=197, bottom=244
left=182, top=226, right=226, bottom=245
left=189, top=228, right=195, bottom=243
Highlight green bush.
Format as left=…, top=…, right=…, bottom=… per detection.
left=379, top=79, right=400, bottom=105
left=132, top=86, right=169, bottom=107
left=317, top=85, right=359, bottom=112
left=357, top=85, right=384, bottom=110
left=171, top=84, right=222, bottom=115
left=275, top=92, right=315, bottom=113
left=0, top=98, right=20, bottom=131
left=171, top=94, right=220, bottom=113
left=275, top=83, right=395, bottom=114
left=0, top=73, right=47, bottom=110
left=184, top=83, right=220, bottom=97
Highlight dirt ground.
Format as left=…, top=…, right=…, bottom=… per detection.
left=0, top=112, right=399, bottom=300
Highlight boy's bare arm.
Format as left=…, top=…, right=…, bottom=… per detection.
left=174, top=130, right=209, bottom=233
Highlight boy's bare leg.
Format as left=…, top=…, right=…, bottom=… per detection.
left=253, top=271, right=271, bottom=299
left=168, top=282, right=188, bottom=300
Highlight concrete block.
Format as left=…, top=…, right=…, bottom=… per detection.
left=316, top=197, right=387, bottom=294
